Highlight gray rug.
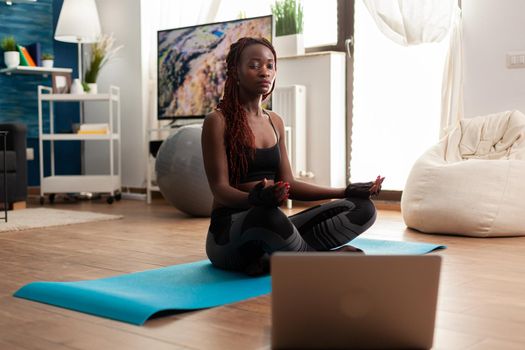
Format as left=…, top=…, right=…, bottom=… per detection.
left=0, top=208, right=122, bottom=232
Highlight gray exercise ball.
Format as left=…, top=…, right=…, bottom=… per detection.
left=155, top=125, right=213, bottom=217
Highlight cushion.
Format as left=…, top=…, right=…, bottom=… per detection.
left=401, top=110, right=525, bottom=237
left=0, top=151, right=17, bottom=172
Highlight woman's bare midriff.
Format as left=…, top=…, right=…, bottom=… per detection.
left=211, top=179, right=276, bottom=211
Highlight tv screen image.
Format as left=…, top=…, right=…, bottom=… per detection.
left=158, top=15, right=273, bottom=120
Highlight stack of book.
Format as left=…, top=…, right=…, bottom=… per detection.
left=17, top=43, right=41, bottom=67
left=77, top=123, right=110, bottom=135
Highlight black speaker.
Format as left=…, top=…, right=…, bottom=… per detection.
left=149, top=140, right=164, bottom=158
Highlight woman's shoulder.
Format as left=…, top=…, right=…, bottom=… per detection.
left=204, top=110, right=226, bottom=128
left=264, top=109, right=285, bottom=129
left=205, top=109, right=225, bottom=120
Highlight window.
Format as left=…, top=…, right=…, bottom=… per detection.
left=215, top=0, right=273, bottom=22
left=303, top=0, right=338, bottom=48
left=350, top=0, right=450, bottom=190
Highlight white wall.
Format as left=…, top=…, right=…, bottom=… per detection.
left=463, top=0, right=525, bottom=118
left=277, top=52, right=346, bottom=188
left=84, top=0, right=147, bottom=189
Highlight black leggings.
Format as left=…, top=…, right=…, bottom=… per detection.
left=205, top=198, right=377, bottom=272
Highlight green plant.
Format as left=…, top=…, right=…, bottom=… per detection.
left=82, top=81, right=90, bottom=92
left=1, top=36, right=17, bottom=52
left=84, top=34, right=123, bottom=84
left=42, top=53, right=54, bottom=60
left=271, top=0, right=303, bottom=36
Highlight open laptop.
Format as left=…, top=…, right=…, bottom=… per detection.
left=271, top=254, right=442, bottom=349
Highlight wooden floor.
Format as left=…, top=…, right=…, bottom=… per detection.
left=1, top=197, right=524, bottom=350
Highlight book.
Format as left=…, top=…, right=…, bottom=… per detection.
left=26, top=42, right=41, bottom=66
left=20, top=46, right=36, bottom=67
left=17, top=45, right=29, bottom=66
left=77, top=123, right=110, bottom=134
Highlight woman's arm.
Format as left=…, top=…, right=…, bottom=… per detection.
left=268, top=111, right=346, bottom=201
left=201, top=111, right=251, bottom=208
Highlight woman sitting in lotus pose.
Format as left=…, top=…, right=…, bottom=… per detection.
left=202, top=37, right=384, bottom=275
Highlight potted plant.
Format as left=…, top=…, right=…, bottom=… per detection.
left=84, top=34, right=123, bottom=94
left=271, top=0, right=304, bottom=57
left=42, top=53, right=54, bottom=68
left=1, top=36, right=19, bottom=68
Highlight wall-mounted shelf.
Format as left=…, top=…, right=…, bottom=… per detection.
left=5, top=0, right=38, bottom=5
left=0, top=66, right=72, bottom=77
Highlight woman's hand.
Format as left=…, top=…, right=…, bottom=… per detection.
left=248, top=179, right=290, bottom=207
left=370, top=175, right=384, bottom=195
left=345, top=175, right=385, bottom=198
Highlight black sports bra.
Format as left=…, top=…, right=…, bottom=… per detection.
left=238, top=112, right=281, bottom=183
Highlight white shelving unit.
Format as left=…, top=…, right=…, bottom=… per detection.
left=37, top=85, right=122, bottom=204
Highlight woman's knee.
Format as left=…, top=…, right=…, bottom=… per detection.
left=343, top=197, right=377, bottom=227
left=242, top=206, right=294, bottom=239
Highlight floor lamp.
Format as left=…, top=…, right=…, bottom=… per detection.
left=54, top=0, right=101, bottom=82
left=54, top=0, right=101, bottom=187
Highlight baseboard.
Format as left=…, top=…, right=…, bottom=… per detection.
left=28, top=186, right=147, bottom=195
left=289, top=198, right=400, bottom=211
left=121, top=192, right=146, bottom=201
left=28, top=186, right=400, bottom=210
left=372, top=200, right=400, bottom=211
left=12, top=201, right=26, bottom=210
left=28, top=186, right=39, bottom=196
left=0, top=201, right=26, bottom=210
left=121, top=186, right=146, bottom=194
left=375, top=190, right=402, bottom=202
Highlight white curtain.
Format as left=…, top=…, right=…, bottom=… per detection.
left=440, top=7, right=463, bottom=137
left=362, top=0, right=463, bottom=137
left=362, top=0, right=455, bottom=45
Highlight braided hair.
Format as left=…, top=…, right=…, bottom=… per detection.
left=217, top=37, right=277, bottom=185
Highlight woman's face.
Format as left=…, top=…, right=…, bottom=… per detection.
left=237, top=43, right=276, bottom=97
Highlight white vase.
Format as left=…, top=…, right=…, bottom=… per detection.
left=42, top=59, right=54, bottom=68
left=70, top=79, right=84, bottom=95
left=4, top=51, right=19, bottom=68
left=87, top=83, right=98, bottom=94
left=274, top=34, right=305, bottom=58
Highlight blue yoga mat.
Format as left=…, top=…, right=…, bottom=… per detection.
left=348, top=237, right=446, bottom=255
left=14, top=238, right=445, bottom=325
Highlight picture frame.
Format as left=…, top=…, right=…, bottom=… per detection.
left=51, top=72, right=72, bottom=94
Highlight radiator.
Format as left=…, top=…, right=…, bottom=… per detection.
left=273, top=85, right=308, bottom=178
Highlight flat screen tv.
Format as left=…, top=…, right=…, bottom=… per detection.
left=158, top=15, right=273, bottom=120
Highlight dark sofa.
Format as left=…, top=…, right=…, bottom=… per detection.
left=0, top=123, right=27, bottom=207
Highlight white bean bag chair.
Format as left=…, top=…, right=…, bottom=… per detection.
left=401, top=110, right=525, bottom=237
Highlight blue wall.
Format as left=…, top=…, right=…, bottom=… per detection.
left=0, top=0, right=80, bottom=186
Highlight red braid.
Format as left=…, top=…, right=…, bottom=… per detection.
left=217, top=37, right=277, bottom=185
